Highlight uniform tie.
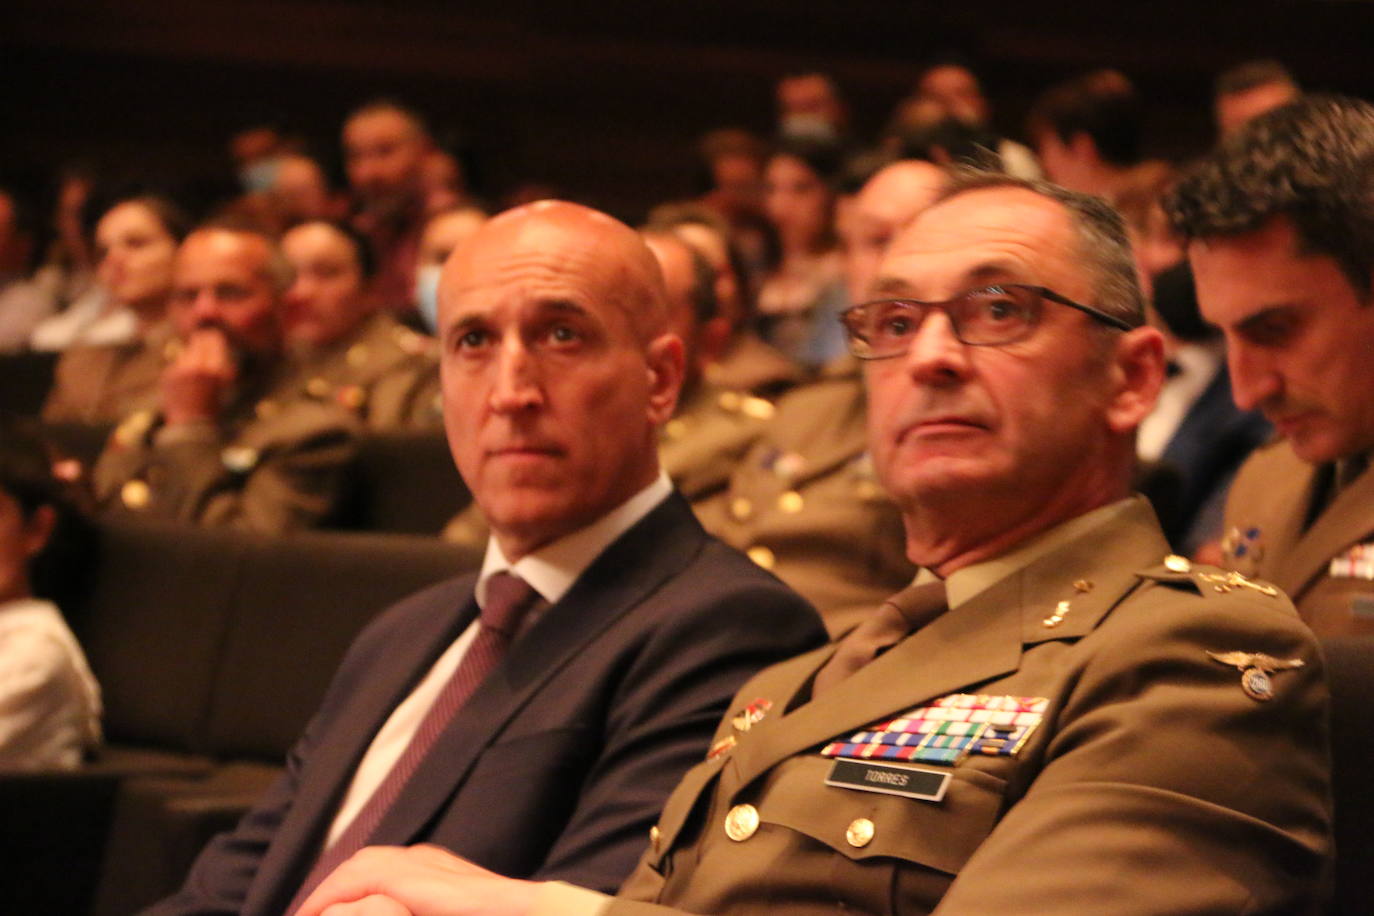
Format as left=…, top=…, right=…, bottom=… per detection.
left=287, top=572, right=542, bottom=912
left=812, top=580, right=947, bottom=696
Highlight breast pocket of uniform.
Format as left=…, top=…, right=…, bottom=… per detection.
left=749, top=753, right=1009, bottom=913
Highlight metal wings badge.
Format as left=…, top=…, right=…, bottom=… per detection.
left=1206, top=650, right=1305, bottom=701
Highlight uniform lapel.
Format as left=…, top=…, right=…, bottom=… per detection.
left=366, top=494, right=707, bottom=845
left=1278, top=461, right=1374, bottom=599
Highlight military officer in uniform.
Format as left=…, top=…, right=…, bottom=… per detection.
left=92, top=224, right=357, bottom=533
left=279, top=220, right=440, bottom=429
left=297, top=172, right=1330, bottom=916
left=1168, top=95, right=1374, bottom=636
left=694, top=161, right=946, bottom=633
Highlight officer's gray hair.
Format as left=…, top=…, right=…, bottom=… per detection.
left=935, top=168, right=1146, bottom=330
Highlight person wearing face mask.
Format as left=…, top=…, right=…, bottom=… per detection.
left=278, top=220, right=439, bottom=430
left=40, top=195, right=190, bottom=424
left=413, top=205, right=488, bottom=335
left=91, top=223, right=357, bottom=533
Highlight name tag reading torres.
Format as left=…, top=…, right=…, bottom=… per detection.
left=825, top=758, right=951, bottom=801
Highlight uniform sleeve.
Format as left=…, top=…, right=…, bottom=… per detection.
left=931, top=591, right=1331, bottom=915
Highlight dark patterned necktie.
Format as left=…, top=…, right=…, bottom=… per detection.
left=287, top=571, right=542, bottom=913
left=811, top=580, right=947, bottom=696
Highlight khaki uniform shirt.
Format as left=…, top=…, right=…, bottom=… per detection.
left=1222, top=437, right=1374, bottom=635
left=41, top=322, right=177, bottom=424
left=661, top=384, right=775, bottom=504
left=694, top=359, right=915, bottom=636
left=580, top=497, right=1329, bottom=916
left=705, top=333, right=808, bottom=400
left=278, top=313, right=441, bottom=431
left=91, top=368, right=359, bottom=534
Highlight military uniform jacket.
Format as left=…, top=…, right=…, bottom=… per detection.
left=1222, top=438, right=1374, bottom=636
left=694, top=359, right=915, bottom=635
left=660, top=383, right=775, bottom=503
left=612, top=498, right=1331, bottom=916
left=705, top=332, right=808, bottom=401
left=40, top=321, right=175, bottom=424
left=279, top=312, right=441, bottom=430
left=91, top=370, right=359, bottom=534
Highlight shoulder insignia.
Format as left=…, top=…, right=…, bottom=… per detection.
left=741, top=395, right=775, bottom=420
left=731, top=698, right=773, bottom=733
left=1194, top=569, right=1279, bottom=597
left=221, top=446, right=260, bottom=474
left=1207, top=650, right=1305, bottom=701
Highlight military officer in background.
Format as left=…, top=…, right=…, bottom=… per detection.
left=696, top=160, right=946, bottom=633
left=92, top=224, right=357, bottom=533
left=279, top=220, right=440, bottom=429
left=298, top=172, right=1329, bottom=916
left=1168, top=95, right=1374, bottom=635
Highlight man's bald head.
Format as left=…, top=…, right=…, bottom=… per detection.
left=444, top=200, right=670, bottom=345
left=843, top=160, right=948, bottom=302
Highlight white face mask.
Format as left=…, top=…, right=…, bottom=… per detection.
left=415, top=263, right=442, bottom=333
left=239, top=158, right=281, bottom=194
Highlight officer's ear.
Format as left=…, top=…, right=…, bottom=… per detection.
left=645, top=333, right=686, bottom=426
left=1104, top=324, right=1166, bottom=435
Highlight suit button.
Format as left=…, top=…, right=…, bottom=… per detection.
left=846, top=817, right=875, bottom=848
left=724, top=804, right=759, bottom=841
left=746, top=546, right=775, bottom=570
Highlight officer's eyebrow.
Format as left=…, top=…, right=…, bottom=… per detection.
left=868, top=260, right=1031, bottom=300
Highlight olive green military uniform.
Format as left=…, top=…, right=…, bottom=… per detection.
left=705, top=332, right=808, bottom=400
left=91, top=373, right=359, bottom=534
left=41, top=322, right=178, bottom=424
left=585, top=497, right=1329, bottom=916
left=694, top=358, right=915, bottom=636
left=442, top=383, right=775, bottom=549
left=279, top=312, right=441, bottom=430
left=1221, top=437, right=1374, bottom=635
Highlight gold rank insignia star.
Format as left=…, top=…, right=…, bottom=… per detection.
left=1207, top=651, right=1306, bottom=701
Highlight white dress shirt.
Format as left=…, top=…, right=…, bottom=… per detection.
left=326, top=471, right=674, bottom=845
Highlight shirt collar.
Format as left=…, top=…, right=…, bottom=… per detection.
left=942, top=498, right=1139, bottom=610
left=477, top=471, right=674, bottom=609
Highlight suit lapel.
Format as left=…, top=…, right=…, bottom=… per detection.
left=727, top=499, right=1167, bottom=792
left=368, top=494, right=708, bottom=844
left=250, top=581, right=479, bottom=913
left=1277, top=461, right=1374, bottom=599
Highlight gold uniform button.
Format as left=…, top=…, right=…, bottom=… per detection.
left=724, top=804, right=759, bottom=842
left=346, top=343, right=370, bottom=367
left=306, top=377, right=332, bottom=398
left=747, top=546, right=775, bottom=570
left=1164, top=554, right=1192, bottom=573
left=649, top=825, right=662, bottom=852
left=717, top=391, right=742, bottom=412
left=664, top=418, right=687, bottom=440
left=731, top=497, right=753, bottom=521
left=121, top=479, right=151, bottom=510
left=741, top=396, right=775, bottom=420
left=777, top=490, right=803, bottom=513
left=846, top=817, right=875, bottom=848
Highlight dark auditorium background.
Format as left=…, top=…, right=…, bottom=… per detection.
left=5, top=0, right=1374, bottom=222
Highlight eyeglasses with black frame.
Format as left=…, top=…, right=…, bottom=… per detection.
left=840, top=284, right=1135, bottom=359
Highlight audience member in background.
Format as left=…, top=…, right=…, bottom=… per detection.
left=1027, top=69, right=1162, bottom=207
left=150, top=200, right=822, bottom=916
left=343, top=100, right=434, bottom=312
left=1169, top=94, right=1374, bottom=636
left=906, top=56, right=1041, bottom=178
left=775, top=72, right=849, bottom=143
left=230, top=123, right=292, bottom=194
left=1213, top=59, right=1299, bottom=138
left=756, top=137, right=848, bottom=367
left=41, top=196, right=190, bottom=423
left=418, top=147, right=469, bottom=217
left=278, top=220, right=440, bottom=430
left=693, top=129, right=772, bottom=285
left=269, top=154, right=343, bottom=229
left=645, top=202, right=804, bottom=399
left=0, top=189, right=55, bottom=353
left=695, top=160, right=944, bottom=634
left=1137, top=262, right=1270, bottom=555
left=414, top=206, right=489, bottom=334
left=91, top=223, right=356, bottom=533
left=0, top=413, right=101, bottom=771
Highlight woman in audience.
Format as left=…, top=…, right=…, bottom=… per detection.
left=0, top=413, right=101, bottom=770
left=39, top=195, right=190, bottom=422
left=755, top=136, right=849, bottom=367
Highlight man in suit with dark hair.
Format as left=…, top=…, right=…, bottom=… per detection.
left=148, top=200, right=823, bottom=915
